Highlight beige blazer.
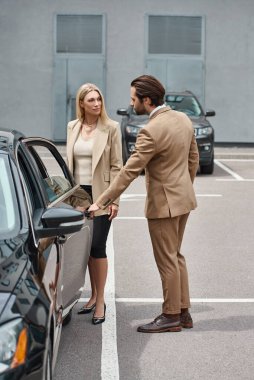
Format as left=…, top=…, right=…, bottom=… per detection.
left=66, top=117, right=122, bottom=216
left=96, top=107, right=199, bottom=219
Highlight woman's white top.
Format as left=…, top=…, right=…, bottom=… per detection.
left=73, top=133, right=95, bottom=185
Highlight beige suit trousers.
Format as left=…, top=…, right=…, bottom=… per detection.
left=148, top=213, right=191, bottom=314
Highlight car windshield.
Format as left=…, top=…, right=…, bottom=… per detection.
left=165, top=95, right=202, bottom=117
left=0, top=155, right=19, bottom=239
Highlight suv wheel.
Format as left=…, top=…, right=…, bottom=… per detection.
left=200, top=154, right=214, bottom=175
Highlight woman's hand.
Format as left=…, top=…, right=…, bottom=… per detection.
left=108, top=204, right=119, bottom=221
left=76, top=206, right=86, bottom=213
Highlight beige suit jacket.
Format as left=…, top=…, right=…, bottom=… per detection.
left=96, top=107, right=199, bottom=219
left=66, top=117, right=122, bottom=216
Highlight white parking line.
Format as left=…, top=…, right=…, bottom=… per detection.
left=79, top=229, right=119, bottom=380
left=121, top=194, right=222, bottom=200
left=216, top=179, right=254, bottom=182
left=115, top=298, right=254, bottom=303
left=219, top=159, right=254, bottom=162
left=79, top=297, right=254, bottom=304
left=214, top=159, right=244, bottom=180
left=196, top=194, right=222, bottom=197
left=116, top=217, right=146, bottom=220
left=121, top=194, right=146, bottom=198
left=101, top=226, right=119, bottom=380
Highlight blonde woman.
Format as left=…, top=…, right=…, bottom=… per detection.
left=66, top=83, right=122, bottom=324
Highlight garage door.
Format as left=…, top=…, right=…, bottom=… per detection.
left=145, top=15, right=205, bottom=105
left=53, top=15, right=106, bottom=141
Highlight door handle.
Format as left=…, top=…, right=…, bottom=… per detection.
left=56, top=235, right=67, bottom=244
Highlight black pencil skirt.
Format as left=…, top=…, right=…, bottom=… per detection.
left=81, top=185, right=111, bottom=259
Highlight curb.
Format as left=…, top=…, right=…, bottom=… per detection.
left=214, top=151, right=254, bottom=160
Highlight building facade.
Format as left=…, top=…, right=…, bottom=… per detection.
left=1, top=0, right=254, bottom=142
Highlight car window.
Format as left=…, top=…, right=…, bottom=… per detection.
left=0, top=155, right=20, bottom=239
left=165, top=95, right=202, bottom=117
left=18, top=152, right=42, bottom=216
left=24, top=143, right=73, bottom=205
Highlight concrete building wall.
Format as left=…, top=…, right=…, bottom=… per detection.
left=0, top=0, right=254, bottom=142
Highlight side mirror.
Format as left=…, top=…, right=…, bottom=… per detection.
left=205, top=110, right=216, bottom=117
left=117, top=108, right=129, bottom=116
left=35, top=207, right=84, bottom=238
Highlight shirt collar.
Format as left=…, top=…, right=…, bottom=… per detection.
left=149, top=104, right=166, bottom=118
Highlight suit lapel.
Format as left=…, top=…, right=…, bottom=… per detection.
left=92, top=119, right=109, bottom=175
left=67, top=120, right=82, bottom=173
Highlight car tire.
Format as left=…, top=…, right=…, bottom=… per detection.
left=200, top=155, right=214, bottom=175
left=63, top=310, right=72, bottom=326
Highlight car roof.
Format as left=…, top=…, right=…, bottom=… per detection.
left=0, top=128, right=25, bottom=156
left=165, top=90, right=195, bottom=97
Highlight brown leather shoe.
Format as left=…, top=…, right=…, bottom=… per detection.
left=137, top=314, right=182, bottom=333
left=180, top=312, right=193, bottom=328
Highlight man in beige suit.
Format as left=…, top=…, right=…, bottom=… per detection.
left=89, top=75, right=199, bottom=333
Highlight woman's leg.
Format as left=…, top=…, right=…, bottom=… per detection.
left=79, top=185, right=96, bottom=308
left=85, top=256, right=97, bottom=307
left=91, top=215, right=111, bottom=318
left=93, top=258, right=108, bottom=317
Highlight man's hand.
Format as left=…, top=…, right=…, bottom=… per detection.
left=88, top=203, right=100, bottom=218
left=108, top=204, right=119, bottom=221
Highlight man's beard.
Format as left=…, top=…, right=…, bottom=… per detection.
left=134, top=104, right=147, bottom=115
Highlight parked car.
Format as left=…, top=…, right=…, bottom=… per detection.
left=0, top=129, right=93, bottom=379
left=117, top=90, right=216, bottom=174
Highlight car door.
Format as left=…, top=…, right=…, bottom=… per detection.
left=18, top=138, right=93, bottom=315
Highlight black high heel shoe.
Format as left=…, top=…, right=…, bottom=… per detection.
left=77, top=302, right=96, bottom=315
left=92, top=304, right=106, bottom=325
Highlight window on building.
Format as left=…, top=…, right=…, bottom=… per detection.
left=148, top=16, right=202, bottom=55
left=56, top=15, right=103, bottom=54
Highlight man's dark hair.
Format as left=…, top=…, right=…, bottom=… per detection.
left=131, top=75, right=165, bottom=106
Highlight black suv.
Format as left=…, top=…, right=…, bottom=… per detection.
left=117, top=91, right=215, bottom=174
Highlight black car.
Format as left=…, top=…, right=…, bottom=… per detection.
left=0, top=129, right=93, bottom=379
left=117, top=90, right=216, bottom=174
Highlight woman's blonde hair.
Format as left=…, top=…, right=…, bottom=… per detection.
left=76, top=83, right=109, bottom=124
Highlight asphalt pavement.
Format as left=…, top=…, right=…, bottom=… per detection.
left=53, top=147, right=254, bottom=380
